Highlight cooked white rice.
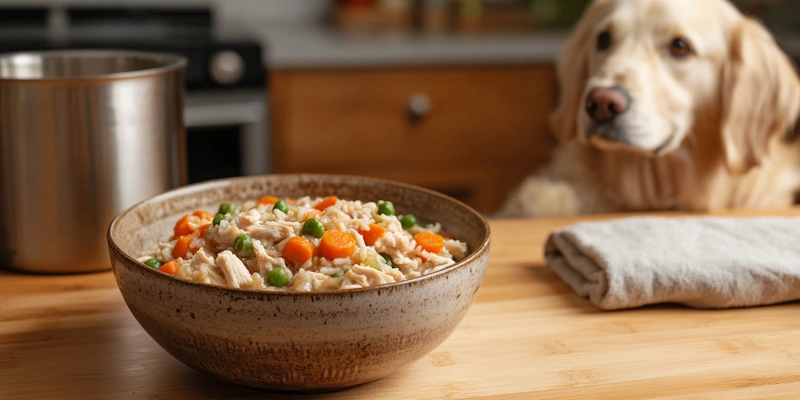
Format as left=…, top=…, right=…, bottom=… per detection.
left=139, top=196, right=468, bottom=292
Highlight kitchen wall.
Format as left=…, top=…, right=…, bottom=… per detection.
left=3, top=0, right=796, bottom=30
left=0, top=0, right=331, bottom=35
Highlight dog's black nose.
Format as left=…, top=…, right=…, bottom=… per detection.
left=585, top=87, right=630, bottom=123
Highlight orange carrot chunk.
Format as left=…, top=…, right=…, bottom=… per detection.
left=315, top=196, right=338, bottom=211
left=303, top=209, right=322, bottom=222
left=172, top=235, right=194, bottom=259
left=160, top=261, right=178, bottom=275
left=287, top=199, right=297, bottom=205
left=173, top=214, right=193, bottom=237
left=195, top=223, right=212, bottom=238
left=283, top=236, right=315, bottom=265
left=357, top=223, right=387, bottom=246
left=258, top=196, right=279, bottom=206
left=415, top=232, right=444, bottom=254
left=319, top=230, right=356, bottom=260
left=192, top=210, right=213, bottom=221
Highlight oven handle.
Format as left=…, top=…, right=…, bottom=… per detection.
left=183, top=90, right=266, bottom=128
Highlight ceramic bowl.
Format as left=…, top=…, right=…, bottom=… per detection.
left=107, top=174, right=491, bottom=392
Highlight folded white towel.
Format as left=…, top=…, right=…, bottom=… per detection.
left=544, top=217, right=800, bottom=310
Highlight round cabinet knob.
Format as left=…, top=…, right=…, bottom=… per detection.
left=407, top=93, right=432, bottom=122
left=209, top=50, right=245, bottom=86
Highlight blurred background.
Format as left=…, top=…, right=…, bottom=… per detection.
left=0, top=0, right=797, bottom=214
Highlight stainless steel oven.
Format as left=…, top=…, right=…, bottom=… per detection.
left=184, top=89, right=270, bottom=183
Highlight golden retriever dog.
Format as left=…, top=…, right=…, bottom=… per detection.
left=499, top=0, right=800, bottom=217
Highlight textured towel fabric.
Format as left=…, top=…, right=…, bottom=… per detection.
left=544, top=217, right=800, bottom=310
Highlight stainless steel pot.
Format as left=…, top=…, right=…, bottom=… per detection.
left=0, top=50, right=187, bottom=273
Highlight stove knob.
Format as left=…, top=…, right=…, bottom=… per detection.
left=209, top=50, right=245, bottom=85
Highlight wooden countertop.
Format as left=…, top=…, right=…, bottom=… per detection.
left=3, top=210, right=800, bottom=399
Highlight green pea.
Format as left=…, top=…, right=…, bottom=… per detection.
left=302, top=217, right=325, bottom=238
left=377, top=200, right=395, bottom=216
left=218, top=202, right=235, bottom=215
left=330, top=271, right=344, bottom=278
left=400, top=214, right=418, bottom=229
left=212, top=214, right=226, bottom=226
left=268, top=267, right=290, bottom=287
left=233, top=234, right=254, bottom=255
left=143, top=258, right=162, bottom=269
left=380, top=252, right=393, bottom=267
left=273, top=199, right=289, bottom=214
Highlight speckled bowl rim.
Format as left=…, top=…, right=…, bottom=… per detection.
left=108, top=173, right=491, bottom=297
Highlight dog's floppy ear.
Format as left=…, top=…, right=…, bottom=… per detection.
left=720, top=18, right=800, bottom=174
left=549, top=0, right=613, bottom=142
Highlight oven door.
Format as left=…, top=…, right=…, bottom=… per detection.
left=183, top=89, right=269, bottom=183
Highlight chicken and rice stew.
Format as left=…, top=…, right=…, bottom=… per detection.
left=138, top=196, right=468, bottom=292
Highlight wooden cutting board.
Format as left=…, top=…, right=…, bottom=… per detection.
left=2, top=209, right=800, bottom=399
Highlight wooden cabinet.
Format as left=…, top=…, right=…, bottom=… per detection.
left=270, top=65, right=557, bottom=213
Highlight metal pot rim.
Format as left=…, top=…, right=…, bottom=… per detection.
left=0, top=49, right=187, bottom=83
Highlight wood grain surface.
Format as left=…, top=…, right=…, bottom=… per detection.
left=2, top=210, right=800, bottom=399
left=270, top=66, right=558, bottom=213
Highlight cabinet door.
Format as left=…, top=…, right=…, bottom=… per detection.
left=271, top=65, right=557, bottom=212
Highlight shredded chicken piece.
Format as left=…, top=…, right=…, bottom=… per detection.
left=382, top=247, right=420, bottom=274
left=176, top=262, right=193, bottom=280
left=350, top=265, right=398, bottom=286
left=237, top=209, right=261, bottom=229
left=253, top=240, right=283, bottom=276
left=213, top=221, right=246, bottom=246
left=192, top=265, right=226, bottom=286
left=253, top=240, right=276, bottom=261
left=216, top=250, right=254, bottom=288
left=291, top=269, right=330, bottom=292
left=343, top=269, right=370, bottom=288
left=190, top=248, right=217, bottom=270
left=444, top=239, right=468, bottom=260
left=383, top=266, right=405, bottom=281
left=247, top=222, right=294, bottom=243
left=321, top=277, right=345, bottom=290
left=404, top=271, right=422, bottom=279
left=188, top=250, right=229, bottom=287
left=422, top=254, right=455, bottom=275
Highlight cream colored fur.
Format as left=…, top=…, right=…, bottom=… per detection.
left=500, top=0, right=800, bottom=218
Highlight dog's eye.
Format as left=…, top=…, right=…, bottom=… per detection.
left=669, top=38, right=692, bottom=58
left=597, top=31, right=612, bottom=51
